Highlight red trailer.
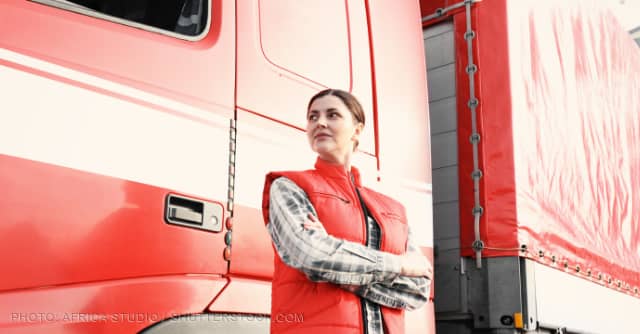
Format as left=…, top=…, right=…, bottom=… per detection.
left=422, top=0, right=640, bottom=333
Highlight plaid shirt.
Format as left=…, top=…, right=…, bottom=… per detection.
left=267, top=177, right=430, bottom=334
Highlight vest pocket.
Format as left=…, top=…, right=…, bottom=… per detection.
left=380, top=211, right=404, bottom=221
left=310, top=191, right=350, bottom=203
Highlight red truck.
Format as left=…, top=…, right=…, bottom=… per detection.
left=0, top=0, right=638, bottom=333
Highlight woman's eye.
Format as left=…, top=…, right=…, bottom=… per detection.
left=308, top=114, right=318, bottom=121
left=329, top=112, right=339, bottom=119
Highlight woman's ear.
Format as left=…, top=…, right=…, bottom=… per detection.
left=354, top=122, right=364, bottom=137
left=352, top=123, right=364, bottom=151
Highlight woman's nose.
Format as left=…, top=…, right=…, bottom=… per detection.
left=316, top=116, right=327, bottom=127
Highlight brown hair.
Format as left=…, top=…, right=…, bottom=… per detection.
left=307, top=89, right=365, bottom=126
left=307, top=89, right=365, bottom=151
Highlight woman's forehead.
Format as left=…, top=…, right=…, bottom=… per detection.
left=308, top=95, right=348, bottom=111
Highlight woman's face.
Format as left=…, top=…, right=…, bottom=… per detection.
left=306, top=95, right=363, bottom=165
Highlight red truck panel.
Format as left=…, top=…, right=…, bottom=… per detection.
left=453, top=0, right=518, bottom=258
left=0, top=155, right=229, bottom=291
left=0, top=1, right=238, bottom=331
left=0, top=0, right=234, bottom=113
left=0, top=275, right=226, bottom=333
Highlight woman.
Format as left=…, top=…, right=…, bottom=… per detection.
left=262, top=89, right=432, bottom=334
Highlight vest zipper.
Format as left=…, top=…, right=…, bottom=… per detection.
left=349, top=173, right=369, bottom=245
left=361, top=299, right=369, bottom=334
left=350, top=173, right=369, bottom=334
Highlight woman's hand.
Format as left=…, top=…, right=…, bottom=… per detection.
left=303, top=213, right=327, bottom=233
left=399, top=251, right=433, bottom=279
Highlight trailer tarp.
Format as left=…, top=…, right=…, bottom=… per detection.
left=458, top=0, right=640, bottom=294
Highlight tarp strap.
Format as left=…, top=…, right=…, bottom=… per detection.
left=422, top=0, right=484, bottom=268
left=461, top=0, right=485, bottom=269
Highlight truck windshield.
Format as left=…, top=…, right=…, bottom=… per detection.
left=44, top=0, right=208, bottom=37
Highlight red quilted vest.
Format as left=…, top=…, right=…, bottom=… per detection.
left=262, top=157, right=409, bottom=334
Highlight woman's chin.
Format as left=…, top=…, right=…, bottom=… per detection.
left=312, top=144, right=333, bottom=155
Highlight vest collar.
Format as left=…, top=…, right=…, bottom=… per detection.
left=314, top=157, right=362, bottom=187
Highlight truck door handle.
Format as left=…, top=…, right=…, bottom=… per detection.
left=168, top=205, right=203, bottom=225
left=165, top=194, right=223, bottom=232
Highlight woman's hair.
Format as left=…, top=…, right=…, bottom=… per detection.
left=307, top=89, right=365, bottom=151
left=307, top=89, right=365, bottom=126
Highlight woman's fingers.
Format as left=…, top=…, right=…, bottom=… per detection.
left=303, top=224, right=320, bottom=230
left=302, top=214, right=325, bottom=231
left=303, top=221, right=324, bottom=230
left=400, top=252, right=433, bottom=278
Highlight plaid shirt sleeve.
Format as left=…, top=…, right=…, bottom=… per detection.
left=354, top=230, right=431, bottom=311
left=267, top=177, right=402, bottom=286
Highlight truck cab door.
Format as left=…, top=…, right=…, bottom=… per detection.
left=218, top=0, right=377, bottom=315
left=0, top=1, right=236, bottom=331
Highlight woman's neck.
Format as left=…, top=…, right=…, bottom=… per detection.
left=318, top=154, right=351, bottom=173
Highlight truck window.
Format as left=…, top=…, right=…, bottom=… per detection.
left=259, top=0, right=350, bottom=89
left=32, top=0, right=209, bottom=38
